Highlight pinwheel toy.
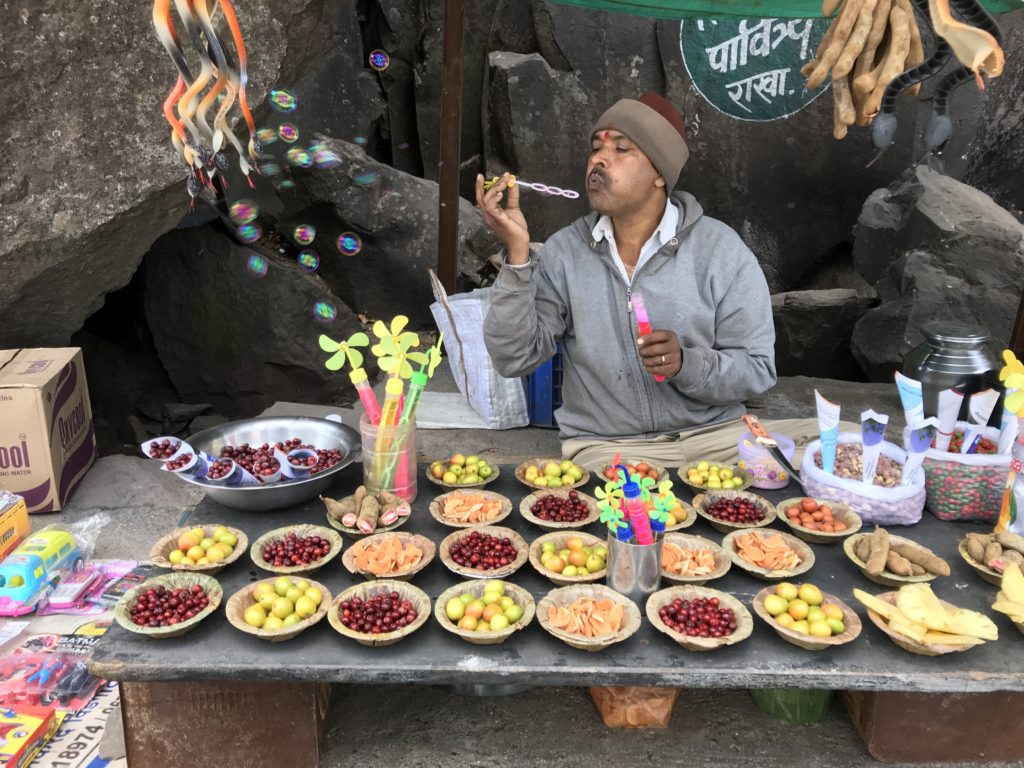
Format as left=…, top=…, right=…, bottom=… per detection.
left=319, top=332, right=379, bottom=424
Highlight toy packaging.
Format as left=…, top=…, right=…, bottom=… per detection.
left=0, top=495, right=29, bottom=563
left=0, top=704, right=63, bottom=767
left=0, top=632, right=106, bottom=715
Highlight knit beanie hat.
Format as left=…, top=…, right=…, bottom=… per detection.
left=590, top=94, right=688, bottom=189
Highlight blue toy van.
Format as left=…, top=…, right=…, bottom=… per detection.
left=0, top=531, right=82, bottom=616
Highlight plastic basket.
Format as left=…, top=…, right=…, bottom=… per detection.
left=750, top=688, right=834, bottom=724
left=524, top=345, right=563, bottom=428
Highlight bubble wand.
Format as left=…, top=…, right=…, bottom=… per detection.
left=482, top=175, right=579, bottom=200
left=631, top=292, right=664, bottom=382
left=319, top=332, right=380, bottom=424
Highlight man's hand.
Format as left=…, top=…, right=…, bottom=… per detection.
left=637, top=330, right=683, bottom=379
left=475, top=173, right=531, bottom=264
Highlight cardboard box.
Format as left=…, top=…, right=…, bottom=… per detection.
left=0, top=704, right=62, bottom=767
left=0, top=349, right=96, bottom=513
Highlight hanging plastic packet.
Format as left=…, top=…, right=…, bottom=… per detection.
left=902, top=417, right=939, bottom=486
left=933, top=389, right=965, bottom=452
left=961, top=389, right=1001, bottom=454
left=815, top=391, right=840, bottom=475
left=860, top=410, right=889, bottom=485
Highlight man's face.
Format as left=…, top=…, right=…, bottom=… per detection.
left=585, top=130, right=664, bottom=217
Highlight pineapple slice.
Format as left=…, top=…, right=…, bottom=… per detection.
left=991, top=595, right=1024, bottom=622
left=1001, top=563, right=1024, bottom=603
left=943, top=608, right=998, bottom=641
left=921, top=630, right=986, bottom=647
left=895, top=584, right=950, bottom=631
left=889, top=616, right=929, bottom=643
left=853, top=588, right=896, bottom=620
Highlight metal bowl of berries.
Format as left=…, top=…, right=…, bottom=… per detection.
left=179, top=417, right=361, bottom=511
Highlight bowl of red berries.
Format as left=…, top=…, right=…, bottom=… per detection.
left=439, top=526, right=529, bottom=579
left=691, top=490, right=776, bottom=533
left=250, top=524, right=343, bottom=575
left=176, top=416, right=361, bottom=512
left=645, top=585, right=753, bottom=651
left=328, top=581, right=431, bottom=647
left=114, top=573, right=222, bottom=639
left=519, top=489, right=600, bottom=531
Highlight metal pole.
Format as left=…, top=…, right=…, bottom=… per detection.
left=1012, top=289, right=1024, bottom=358
left=436, top=0, right=465, bottom=294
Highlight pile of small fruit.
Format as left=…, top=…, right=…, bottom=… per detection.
left=129, top=583, right=210, bottom=628
left=705, top=496, right=764, bottom=525
left=260, top=531, right=333, bottom=568
left=165, top=452, right=194, bottom=471
left=448, top=530, right=518, bottom=571
left=148, top=438, right=181, bottom=459
left=220, top=438, right=344, bottom=478
left=658, top=595, right=737, bottom=639
left=243, top=577, right=324, bottom=630
left=522, top=459, right=584, bottom=489
left=444, top=580, right=524, bottom=633
left=602, top=461, right=660, bottom=483
left=338, top=590, right=418, bottom=634
left=429, top=454, right=495, bottom=485
left=783, top=498, right=848, bottom=533
left=529, top=490, right=591, bottom=523
left=168, top=525, right=239, bottom=567
left=538, top=536, right=606, bottom=577
left=763, top=582, right=845, bottom=637
left=686, top=461, right=745, bottom=489
left=946, top=431, right=998, bottom=454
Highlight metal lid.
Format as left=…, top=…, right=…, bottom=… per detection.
left=922, top=321, right=990, bottom=348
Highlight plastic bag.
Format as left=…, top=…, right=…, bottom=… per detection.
left=902, top=421, right=1010, bottom=523
left=801, top=433, right=925, bottom=525
left=35, top=512, right=111, bottom=561
left=750, top=688, right=834, bottom=724
left=429, top=270, right=529, bottom=430
left=588, top=686, right=680, bottom=728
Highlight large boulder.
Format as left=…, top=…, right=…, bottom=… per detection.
left=280, top=136, right=500, bottom=326
left=0, top=0, right=376, bottom=348
left=851, top=167, right=1024, bottom=381
left=143, top=225, right=363, bottom=417
left=772, top=289, right=874, bottom=380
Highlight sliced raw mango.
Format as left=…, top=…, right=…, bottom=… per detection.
left=854, top=588, right=897, bottom=620
left=895, top=584, right=950, bottom=632
left=921, top=630, right=986, bottom=647
left=944, top=608, right=998, bottom=641
left=889, top=616, right=929, bottom=643
left=1001, top=563, right=1024, bottom=603
left=991, top=596, right=1024, bottom=622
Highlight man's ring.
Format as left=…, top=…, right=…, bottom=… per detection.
left=661, top=354, right=666, bottom=365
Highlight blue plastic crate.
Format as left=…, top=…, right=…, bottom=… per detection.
left=524, top=345, right=563, bottom=428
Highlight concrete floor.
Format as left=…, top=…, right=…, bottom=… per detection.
left=40, top=374, right=1011, bottom=767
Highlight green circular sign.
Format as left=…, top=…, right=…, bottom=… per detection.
left=680, top=17, right=830, bottom=122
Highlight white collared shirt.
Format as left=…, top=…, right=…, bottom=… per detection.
left=592, top=197, right=678, bottom=285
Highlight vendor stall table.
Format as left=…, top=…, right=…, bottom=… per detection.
left=90, top=464, right=1024, bottom=766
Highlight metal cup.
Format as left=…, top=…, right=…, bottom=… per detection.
left=605, top=533, right=663, bottom=607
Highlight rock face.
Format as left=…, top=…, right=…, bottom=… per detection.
left=283, top=136, right=500, bottom=326
left=143, top=225, right=363, bottom=416
left=851, top=167, right=1024, bottom=381
left=772, top=290, right=875, bottom=380
left=0, top=0, right=378, bottom=348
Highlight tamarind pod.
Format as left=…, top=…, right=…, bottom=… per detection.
left=855, top=536, right=871, bottom=562
left=985, top=541, right=1004, bottom=565
left=833, top=87, right=849, bottom=139
left=890, top=543, right=951, bottom=576
left=834, top=76, right=857, bottom=125
left=863, top=5, right=911, bottom=118
left=997, top=532, right=1024, bottom=555
left=834, top=0, right=878, bottom=79
left=886, top=550, right=914, bottom=576
left=807, top=0, right=865, bottom=89
left=965, top=534, right=988, bottom=563
left=854, top=0, right=892, bottom=81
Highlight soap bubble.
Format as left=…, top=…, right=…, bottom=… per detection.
left=279, top=123, right=300, bottom=143
left=313, top=301, right=337, bottom=323
left=247, top=254, right=268, bottom=277
left=229, top=199, right=258, bottom=225
left=297, top=250, right=320, bottom=272
left=293, top=224, right=316, bottom=246
left=353, top=136, right=367, bottom=146
left=237, top=223, right=262, bottom=243
left=269, top=88, right=298, bottom=114
left=276, top=180, right=296, bottom=191
left=286, top=147, right=313, bottom=168
left=337, top=232, right=362, bottom=256
left=353, top=172, right=380, bottom=188
left=259, top=161, right=282, bottom=176
left=368, top=49, right=390, bottom=71
left=311, top=144, right=341, bottom=169
left=256, top=128, right=279, bottom=145
left=398, top=142, right=410, bottom=150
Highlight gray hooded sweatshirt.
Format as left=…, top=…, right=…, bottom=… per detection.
left=483, top=191, right=776, bottom=441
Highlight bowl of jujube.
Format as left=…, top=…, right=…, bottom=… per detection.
left=645, top=585, right=753, bottom=651
left=777, top=497, right=862, bottom=543
left=692, top=490, right=776, bottom=533
left=439, top=526, right=529, bottom=579
left=115, top=573, right=222, bottom=639
left=328, top=581, right=431, bottom=647
left=519, top=489, right=600, bottom=531
left=250, top=525, right=343, bottom=575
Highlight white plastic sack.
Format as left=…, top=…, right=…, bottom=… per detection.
left=800, top=432, right=925, bottom=525
left=429, top=271, right=529, bottom=430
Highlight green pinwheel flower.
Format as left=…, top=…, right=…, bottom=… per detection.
left=318, top=332, right=369, bottom=372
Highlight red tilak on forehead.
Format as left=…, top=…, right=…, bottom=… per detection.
left=602, top=130, right=610, bottom=140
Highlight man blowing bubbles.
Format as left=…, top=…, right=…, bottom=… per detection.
left=478, top=93, right=817, bottom=469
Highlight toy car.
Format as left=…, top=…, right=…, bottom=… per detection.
left=0, top=530, right=82, bottom=616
